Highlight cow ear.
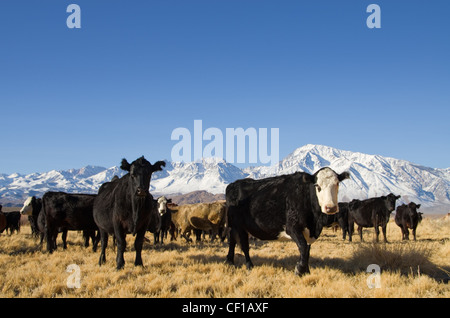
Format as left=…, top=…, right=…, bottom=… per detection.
left=302, top=173, right=315, bottom=183
left=152, top=160, right=166, bottom=172
left=396, top=195, right=401, bottom=199
left=120, top=159, right=131, bottom=171
left=417, top=204, right=421, bottom=209
left=338, top=171, right=350, bottom=182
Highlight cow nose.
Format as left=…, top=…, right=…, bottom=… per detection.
left=325, top=205, right=338, bottom=214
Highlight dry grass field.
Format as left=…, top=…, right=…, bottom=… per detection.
left=0, top=215, right=449, bottom=298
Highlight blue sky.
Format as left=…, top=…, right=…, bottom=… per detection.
left=0, top=0, right=449, bottom=174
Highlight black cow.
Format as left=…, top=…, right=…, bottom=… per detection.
left=3, top=211, right=21, bottom=234
left=225, top=167, right=350, bottom=276
left=93, top=156, right=165, bottom=269
left=0, top=205, right=6, bottom=234
left=348, top=193, right=401, bottom=242
left=21, top=196, right=70, bottom=248
left=42, top=192, right=98, bottom=253
left=395, top=202, right=422, bottom=241
left=323, top=202, right=350, bottom=240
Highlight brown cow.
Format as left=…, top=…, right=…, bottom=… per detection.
left=170, top=201, right=227, bottom=243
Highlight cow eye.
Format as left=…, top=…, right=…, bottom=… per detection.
left=315, top=184, right=321, bottom=192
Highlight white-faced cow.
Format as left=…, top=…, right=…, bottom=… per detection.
left=348, top=193, right=401, bottom=242
left=395, top=202, right=422, bottom=241
left=153, top=196, right=173, bottom=244
left=93, top=157, right=165, bottom=269
left=225, top=167, right=350, bottom=276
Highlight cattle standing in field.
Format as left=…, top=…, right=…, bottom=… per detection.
left=20, top=196, right=43, bottom=237
left=323, top=202, right=350, bottom=240
left=0, top=205, right=6, bottom=234
left=348, top=193, right=401, bottom=243
left=395, top=202, right=422, bottom=241
left=225, top=167, right=350, bottom=276
left=153, top=196, right=173, bottom=244
left=93, top=157, right=165, bottom=269
left=21, top=196, right=70, bottom=248
left=42, top=192, right=99, bottom=253
left=170, top=200, right=227, bottom=243
left=4, top=211, right=21, bottom=234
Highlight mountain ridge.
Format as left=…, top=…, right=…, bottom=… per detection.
left=1, top=145, right=449, bottom=214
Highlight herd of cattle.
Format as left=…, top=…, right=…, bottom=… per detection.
left=0, top=156, right=424, bottom=275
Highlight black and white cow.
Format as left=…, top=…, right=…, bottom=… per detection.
left=20, top=196, right=43, bottom=237
left=395, top=202, right=422, bottom=241
left=348, top=193, right=401, bottom=242
left=93, top=157, right=165, bottom=269
left=153, top=196, right=173, bottom=245
left=225, top=167, right=350, bottom=276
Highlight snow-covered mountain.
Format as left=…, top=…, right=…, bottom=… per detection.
left=245, top=144, right=450, bottom=212
left=1, top=145, right=449, bottom=214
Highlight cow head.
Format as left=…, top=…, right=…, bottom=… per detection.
left=385, top=193, right=401, bottom=211
left=20, top=196, right=35, bottom=216
left=418, top=212, right=423, bottom=223
left=408, top=202, right=421, bottom=211
left=157, top=196, right=172, bottom=216
left=120, top=157, right=166, bottom=197
left=311, top=167, right=350, bottom=215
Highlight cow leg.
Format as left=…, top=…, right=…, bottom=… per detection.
left=194, top=229, right=202, bottom=243
left=134, top=229, right=145, bottom=267
left=225, top=227, right=237, bottom=266
left=92, top=231, right=100, bottom=252
left=238, top=229, right=253, bottom=269
left=62, top=230, right=68, bottom=249
left=160, top=230, right=166, bottom=245
left=412, top=227, right=417, bottom=241
left=382, top=224, right=388, bottom=243
left=348, top=221, right=354, bottom=242
left=358, top=226, right=364, bottom=242
left=180, top=229, right=193, bottom=243
left=52, top=233, right=58, bottom=251
left=46, top=223, right=57, bottom=253
left=405, top=227, right=410, bottom=240
left=83, top=231, right=90, bottom=248
left=295, top=243, right=311, bottom=276
left=154, top=232, right=159, bottom=245
left=400, top=226, right=406, bottom=240
left=289, top=228, right=311, bottom=276
left=374, top=225, right=380, bottom=242
left=98, top=230, right=108, bottom=266
left=115, top=229, right=127, bottom=270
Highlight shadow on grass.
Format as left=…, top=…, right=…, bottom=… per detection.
left=183, top=241, right=450, bottom=283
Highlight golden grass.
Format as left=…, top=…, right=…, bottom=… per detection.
left=0, top=217, right=448, bottom=298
